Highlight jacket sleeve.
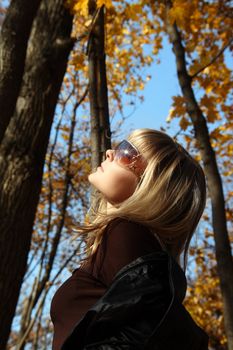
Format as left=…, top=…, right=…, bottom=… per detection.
left=83, top=341, right=135, bottom=349
left=62, top=253, right=172, bottom=350
left=61, top=252, right=208, bottom=350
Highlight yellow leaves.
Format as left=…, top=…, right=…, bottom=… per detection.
left=179, top=116, right=190, bottom=131
left=73, top=0, right=89, bottom=17
left=200, top=94, right=220, bottom=123
left=210, top=128, right=232, bottom=145
left=205, top=84, right=213, bottom=94
left=172, top=95, right=186, bottom=110
left=166, top=108, right=174, bottom=123
left=223, top=169, right=233, bottom=177
left=52, top=179, right=65, bottom=190
left=69, top=0, right=113, bottom=17
left=184, top=242, right=226, bottom=348
left=142, top=25, right=150, bottom=36
left=65, top=1, right=164, bottom=119
left=189, top=55, right=210, bottom=77
left=167, top=95, right=187, bottom=125
left=66, top=0, right=233, bottom=196
left=168, top=1, right=187, bottom=25
left=71, top=53, right=86, bottom=71
left=139, top=81, right=144, bottom=91
left=152, top=37, right=163, bottom=55
left=123, top=76, right=144, bottom=94
left=227, top=144, right=233, bottom=157
left=184, top=135, right=192, bottom=144
left=97, top=0, right=113, bottom=9
left=226, top=208, right=233, bottom=221
left=220, top=335, right=227, bottom=345
left=125, top=3, right=143, bottom=21
left=168, top=0, right=196, bottom=30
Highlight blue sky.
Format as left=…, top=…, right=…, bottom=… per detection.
left=114, top=37, right=181, bottom=139
left=115, top=37, right=233, bottom=141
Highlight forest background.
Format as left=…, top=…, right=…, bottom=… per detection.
left=0, top=0, right=232, bottom=350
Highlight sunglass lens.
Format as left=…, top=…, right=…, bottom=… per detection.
left=115, top=140, right=138, bottom=165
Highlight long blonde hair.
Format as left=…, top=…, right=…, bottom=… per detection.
left=76, top=129, right=206, bottom=270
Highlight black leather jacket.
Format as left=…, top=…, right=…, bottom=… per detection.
left=62, top=251, right=209, bottom=350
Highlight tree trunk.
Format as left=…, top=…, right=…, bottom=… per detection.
left=165, top=12, right=233, bottom=350
left=16, top=89, right=87, bottom=350
left=0, top=0, right=74, bottom=348
left=0, top=0, right=41, bottom=143
left=88, top=4, right=111, bottom=211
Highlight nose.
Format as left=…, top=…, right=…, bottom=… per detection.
left=106, top=149, right=114, bottom=161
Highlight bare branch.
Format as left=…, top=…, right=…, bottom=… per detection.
left=17, top=244, right=82, bottom=349
left=31, top=85, right=88, bottom=308
left=191, top=37, right=233, bottom=79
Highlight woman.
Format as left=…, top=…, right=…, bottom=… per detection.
left=51, top=129, right=209, bottom=349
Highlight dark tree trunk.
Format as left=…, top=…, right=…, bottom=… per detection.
left=165, top=10, right=233, bottom=350
left=87, top=4, right=111, bottom=210
left=0, top=0, right=41, bottom=143
left=0, top=0, right=74, bottom=348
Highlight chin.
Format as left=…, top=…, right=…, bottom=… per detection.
left=88, top=172, right=96, bottom=184
left=88, top=173, right=102, bottom=193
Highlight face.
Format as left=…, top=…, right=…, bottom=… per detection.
left=88, top=140, right=145, bottom=204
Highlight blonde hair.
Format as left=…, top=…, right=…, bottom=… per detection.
left=76, top=129, right=206, bottom=270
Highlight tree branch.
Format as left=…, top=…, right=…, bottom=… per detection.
left=191, top=37, right=233, bottom=79
left=164, top=3, right=233, bottom=347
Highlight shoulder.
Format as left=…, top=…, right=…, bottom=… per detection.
left=96, top=218, right=162, bottom=286
left=104, top=217, right=162, bottom=251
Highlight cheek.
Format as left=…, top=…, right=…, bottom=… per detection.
left=88, top=168, right=138, bottom=203
left=108, top=176, right=137, bottom=203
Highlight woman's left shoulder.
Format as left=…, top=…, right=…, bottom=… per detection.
left=97, top=218, right=162, bottom=286
left=106, top=218, right=156, bottom=243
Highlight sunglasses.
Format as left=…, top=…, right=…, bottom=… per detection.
left=114, top=140, right=145, bottom=176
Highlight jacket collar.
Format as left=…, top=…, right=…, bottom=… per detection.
left=112, top=250, right=187, bottom=302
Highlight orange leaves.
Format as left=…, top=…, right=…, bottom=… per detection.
left=185, top=264, right=226, bottom=348
left=168, top=0, right=196, bottom=30
left=67, top=0, right=114, bottom=16
left=184, top=232, right=227, bottom=349
left=65, top=1, right=163, bottom=118
left=179, top=116, right=190, bottom=131
left=73, top=0, right=89, bottom=17
left=168, top=0, right=233, bottom=132
left=64, top=0, right=233, bottom=144
left=167, top=95, right=189, bottom=129
left=124, top=3, right=144, bottom=21
left=97, top=0, right=113, bottom=10
left=200, top=94, right=220, bottom=123
left=71, top=53, right=86, bottom=71
left=208, top=123, right=233, bottom=183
